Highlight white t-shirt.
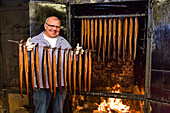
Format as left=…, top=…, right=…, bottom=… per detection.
left=44, top=34, right=57, bottom=48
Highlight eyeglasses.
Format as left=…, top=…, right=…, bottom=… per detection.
left=46, top=23, right=60, bottom=28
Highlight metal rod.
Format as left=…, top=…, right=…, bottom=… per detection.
left=8, top=39, right=97, bottom=52
left=8, top=40, right=19, bottom=44
left=147, top=99, right=170, bottom=105
left=74, top=13, right=146, bottom=19
left=72, top=91, right=170, bottom=105
left=69, top=0, right=147, bottom=5
left=151, top=69, right=170, bottom=73
left=145, top=0, right=153, bottom=112
left=80, top=91, right=145, bottom=101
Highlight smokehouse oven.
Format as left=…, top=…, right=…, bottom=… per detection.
left=27, top=0, right=168, bottom=113
left=65, top=0, right=153, bottom=113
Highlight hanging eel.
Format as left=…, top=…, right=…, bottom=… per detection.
left=81, top=19, right=84, bottom=48
left=129, top=17, right=133, bottom=60
left=91, top=19, right=94, bottom=50
left=98, top=19, right=102, bottom=61
left=64, top=48, right=68, bottom=92
left=43, top=47, right=47, bottom=89
left=19, top=41, right=23, bottom=98
left=133, top=17, right=139, bottom=60
left=78, top=49, right=82, bottom=94
left=108, top=19, right=112, bottom=59
left=84, top=19, right=87, bottom=49
left=113, top=18, right=116, bottom=59
left=87, top=19, right=90, bottom=49
left=123, top=18, right=128, bottom=61
left=84, top=49, right=88, bottom=91
left=88, top=50, right=92, bottom=94
left=103, top=18, right=107, bottom=65
left=73, top=49, right=77, bottom=94
left=31, top=47, right=36, bottom=93
left=23, top=44, right=29, bottom=96
left=57, top=46, right=62, bottom=94
left=118, top=18, right=122, bottom=60
left=95, top=19, right=98, bottom=50
left=47, top=47, right=53, bottom=93
left=52, top=47, right=57, bottom=99
left=35, top=43, right=41, bottom=91
left=68, top=48, right=72, bottom=93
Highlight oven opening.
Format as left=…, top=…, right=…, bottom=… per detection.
left=69, top=1, right=148, bottom=113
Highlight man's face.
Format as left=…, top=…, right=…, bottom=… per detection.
left=44, top=17, right=60, bottom=38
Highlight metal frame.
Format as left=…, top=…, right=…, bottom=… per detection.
left=144, top=0, right=153, bottom=112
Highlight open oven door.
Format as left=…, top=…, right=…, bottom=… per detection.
left=149, top=0, right=170, bottom=112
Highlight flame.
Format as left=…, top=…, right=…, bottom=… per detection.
left=97, top=84, right=130, bottom=113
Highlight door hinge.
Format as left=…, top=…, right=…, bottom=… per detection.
left=148, top=27, right=153, bottom=38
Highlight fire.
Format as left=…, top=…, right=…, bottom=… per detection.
left=97, top=84, right=130, bottom=113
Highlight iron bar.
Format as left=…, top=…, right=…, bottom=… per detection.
left=79, top=91, right=145, bottom=101
left=145, top=0, right=153, bottom=112
left=147, top=99, right=170, bottom=105
left=8, top=40, right=19, bottom=44
left=69, top=0, right=147, bottom=4
left=8, top=39, right=97, bottom=52
left=95, top=4, right=127, bottom=7
left=151, top=69, right=170, bottom=73
left=74, top=13, right=146, bottom=19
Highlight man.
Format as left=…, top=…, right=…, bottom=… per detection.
left=26, top=16, right=73, bottom=113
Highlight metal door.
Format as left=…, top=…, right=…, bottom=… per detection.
left=149, top=0, right=170, bottom=112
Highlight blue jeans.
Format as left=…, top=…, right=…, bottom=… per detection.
left=33, top=87, right=66, bottom=113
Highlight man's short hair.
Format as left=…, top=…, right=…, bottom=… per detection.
left=45, top=16, right=61, bottom=25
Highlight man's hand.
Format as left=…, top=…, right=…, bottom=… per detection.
left=26, top=37, right=35, bottom=51
left=76, top=43, right=84, bottom=55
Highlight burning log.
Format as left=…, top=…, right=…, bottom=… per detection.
left=19, top=41, right=23, bottom=98
left=31, top=47, right=36, bottom=93
left=133, top=17, right=139, bottom=60
left=35, top=44, right=41, bottom=91
left=96, top=84, right=130, bottom=113
left=113, top=18, right=116, bottom=59
left=57, top=46, right=62, bottom=94
left=52, top=47, right=57, bottom=99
